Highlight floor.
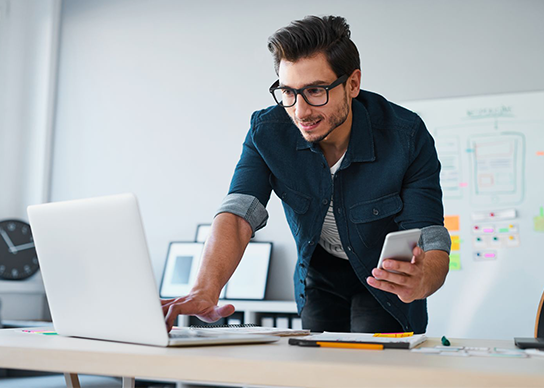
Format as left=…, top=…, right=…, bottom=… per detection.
left=0, top=373, right=258, bottom=388
left=0, top=374, right=178, bottom=388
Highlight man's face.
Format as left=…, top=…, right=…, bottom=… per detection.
left=278, top=53, right=351, bottom=144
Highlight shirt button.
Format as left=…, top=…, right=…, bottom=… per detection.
left=322, top=199, right=328, bottom=205
left=300, top=279, right=304, bottom=284
left=337, top=208, right=343, bottom=214
left=282, top=193, right=287, bottom=200
left=373, top=208, right=379, bottom=216
left=308, top=241, right=315, bottom=246
left=347, top=246, right=352, bottom=251
left=387, top=302, right=392, bottom=307
left=299, top=294, right=305, bottom=299
left=300, top=263, right=305, bottom=268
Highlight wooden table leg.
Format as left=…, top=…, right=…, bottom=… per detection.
left=64, top=373, right=81, bottom=388
left=122, top=376, right=135, bottom=388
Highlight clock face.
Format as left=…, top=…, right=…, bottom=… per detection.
left=0, top=219, right=39, bottom=280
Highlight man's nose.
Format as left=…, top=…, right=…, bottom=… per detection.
left=294, top=94, right=312, bottom=119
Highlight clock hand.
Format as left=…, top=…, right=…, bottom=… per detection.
left=12, top=242, right=35, bottom=251
left=0, top=228, right=18, bottom=253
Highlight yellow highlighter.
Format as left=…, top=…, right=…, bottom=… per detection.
left=373, top=332, right=414, bottom=338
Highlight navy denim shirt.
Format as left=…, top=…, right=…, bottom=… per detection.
left=218, top=90, right=450, bottom=333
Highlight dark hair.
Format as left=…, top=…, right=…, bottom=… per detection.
left=267, top=15, right=360, bottom=77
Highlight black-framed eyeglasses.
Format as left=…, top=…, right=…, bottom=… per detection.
left=269, top=74, right=348, bottom=108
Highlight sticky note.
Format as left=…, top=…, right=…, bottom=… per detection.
left=450, top=235, right=460, bottom=251
left=449, top=253, right=461, bottom=270
left=444, top=216, right=460, bottom=232
left=22, top=330, right=57, bottom=335
left=535, top=207, right=544, bottom=233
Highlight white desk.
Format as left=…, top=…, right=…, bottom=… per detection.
left=0, top=328, right=543, bottom=387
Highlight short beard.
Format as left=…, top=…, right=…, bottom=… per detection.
left=295, top=93, right=350, bottom=144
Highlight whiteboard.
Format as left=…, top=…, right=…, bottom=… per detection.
left=402, top=91, right=544, bottom=339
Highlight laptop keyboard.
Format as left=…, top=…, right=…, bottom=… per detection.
left=169, top=331, right=198, bottom=339
left=169, top=329, right=213, bottom=339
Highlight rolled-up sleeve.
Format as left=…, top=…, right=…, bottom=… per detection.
left=216, top=193, right=269, bottom=235
left=419, top=225, right=451, bottom=254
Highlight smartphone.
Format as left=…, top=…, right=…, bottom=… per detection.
left=376, top=229, right=421, bottom=271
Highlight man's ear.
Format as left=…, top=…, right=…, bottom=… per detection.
left=347, top=69, right=361, bottom=98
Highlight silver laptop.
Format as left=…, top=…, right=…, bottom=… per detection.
left=27, top=193, right=278, bottom=347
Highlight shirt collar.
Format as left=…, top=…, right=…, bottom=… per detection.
left=295, top=98, right=376, bottom=164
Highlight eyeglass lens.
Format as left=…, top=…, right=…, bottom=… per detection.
left=272, top=87, right=328, bottom=107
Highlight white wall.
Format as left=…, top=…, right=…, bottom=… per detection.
left=0, top=0, right=60, bottom=217
left=49, top=0, right=544, bottom=305
left=0, top=0, right=60, bottom=320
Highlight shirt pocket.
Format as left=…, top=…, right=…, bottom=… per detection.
left=269, top=177, right=311, bottom=236
left=349, top=193, right=403, bottom=248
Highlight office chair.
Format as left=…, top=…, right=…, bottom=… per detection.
left=515, top=288, right=544, bottom=349
left=535, top=289, right=544, bottom=338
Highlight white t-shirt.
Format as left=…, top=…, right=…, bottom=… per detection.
left=318, top=152, right=349, bottom=260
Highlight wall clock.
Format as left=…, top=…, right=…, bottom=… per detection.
left=0, top=219, right=39, bottom=280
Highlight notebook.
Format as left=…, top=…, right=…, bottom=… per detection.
left=27, top=193, right=278, bottom=347
left=186, top=324, right=310, bottom=337
left=289, top=332, right=427, bottom=349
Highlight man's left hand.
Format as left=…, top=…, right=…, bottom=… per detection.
left=366, top=246, right=428, bottom=303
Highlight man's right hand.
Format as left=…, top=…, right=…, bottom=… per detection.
left=161, top=291, right=235, bottom=332
left=160, top=213, right=251, bottom=332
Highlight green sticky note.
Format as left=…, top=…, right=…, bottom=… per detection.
left=449, top=253, right=461, bottom=271
left=535, top=214, right=544, bottom=233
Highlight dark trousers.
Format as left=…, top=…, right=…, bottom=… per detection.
left=301, top=244, right=403, bottom=333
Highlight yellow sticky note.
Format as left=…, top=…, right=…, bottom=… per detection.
left=444, top=216, right=460, bottom=232
left=451, top=235, right=460, bottom=251
left=449, top=253, right=461, bottom=271
left=535, top=207, right=544, bottom=232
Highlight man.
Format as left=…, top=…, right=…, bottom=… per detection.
left=162, top=15, right=450, bottom=333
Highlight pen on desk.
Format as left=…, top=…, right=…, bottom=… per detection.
left=374, top=332, right=413, bottom=338
left=316, top=342, right=384, bottom=350
left=441, top=336, right=451, bottom=346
